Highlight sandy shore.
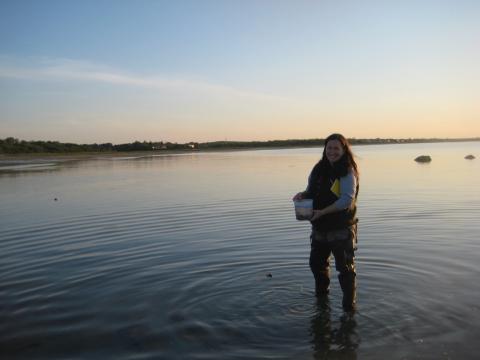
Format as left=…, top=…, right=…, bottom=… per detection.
left=0, top=150, right=201, bottom=163
left=0, top=145, right=320, bottom=164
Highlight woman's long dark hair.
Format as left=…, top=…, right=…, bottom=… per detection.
left=311, top=133, right=359, bottom=179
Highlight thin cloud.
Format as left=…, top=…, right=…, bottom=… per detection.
left=0, top=55, right=293, bottom=103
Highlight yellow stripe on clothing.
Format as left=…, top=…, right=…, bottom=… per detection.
left=330, top=179, right=340, bottom=197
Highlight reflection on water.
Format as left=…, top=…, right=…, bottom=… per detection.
left=1, top=142, right=480, bottom=359
left=310, top=298, right=359, bottom=360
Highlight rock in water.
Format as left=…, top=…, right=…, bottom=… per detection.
left=465, top=154, right=475, bottom=160
left=414, top=155, right=432, bottom=163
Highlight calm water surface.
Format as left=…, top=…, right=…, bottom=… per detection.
left=1, top=142, right=479, bottom=359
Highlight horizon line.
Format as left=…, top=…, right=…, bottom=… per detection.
left=2, top=136, right=480, bottom=146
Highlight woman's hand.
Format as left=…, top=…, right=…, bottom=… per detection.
left=310, top=209, right=324, bottom=221
left=292, top=192, right=304, bottom=201
left=311, top=203, right=338, bottom=221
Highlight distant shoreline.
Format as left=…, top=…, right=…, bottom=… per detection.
left=1, top=137, right=479, bottom=163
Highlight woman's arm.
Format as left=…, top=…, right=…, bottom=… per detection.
left=311, top=172, right=356, bottom=221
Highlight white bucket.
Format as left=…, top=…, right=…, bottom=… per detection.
left=293, top=199, right=313, bottom=221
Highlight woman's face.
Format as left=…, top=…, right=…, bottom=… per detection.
left=325, top=139, right=345, bottom=164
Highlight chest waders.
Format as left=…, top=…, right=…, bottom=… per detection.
left=307, top=171, right=358, bottom=312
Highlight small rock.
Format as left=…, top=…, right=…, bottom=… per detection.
left=465, top=154, right=475, bottom=160
left=54, top=198, right=58, bottom=201
left=414, top=155, right=431, bottom=163
left=266, top=273, right=272, bottom=278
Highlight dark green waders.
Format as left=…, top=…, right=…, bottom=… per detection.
left=309, top=226, right=357, bottom=312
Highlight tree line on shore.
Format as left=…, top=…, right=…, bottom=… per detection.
left=1, top=136, right=479, bottom=154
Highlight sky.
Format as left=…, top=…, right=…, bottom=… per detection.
left=1, top=0, right=479, bottom=144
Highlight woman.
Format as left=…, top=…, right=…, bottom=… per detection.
left=293, top=133, right=359, bottom=312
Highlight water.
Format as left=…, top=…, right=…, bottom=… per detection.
left=1, top=142, right=479, bottom=359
